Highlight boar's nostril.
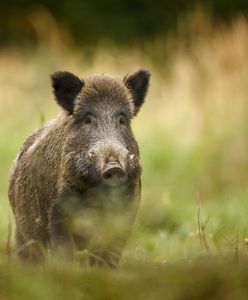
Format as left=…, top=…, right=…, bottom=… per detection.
left=101, top=165, right=127, bottom=186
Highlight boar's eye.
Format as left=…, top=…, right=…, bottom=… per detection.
left=82, top=114, right=94, bottom=125
left=118, top=114, right=127, bottom=126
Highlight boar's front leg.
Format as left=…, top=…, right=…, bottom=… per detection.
left=48, top=189, right=85, bottom=259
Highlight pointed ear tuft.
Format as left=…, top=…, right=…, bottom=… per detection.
left=124, top=69, right=150, bottom=115
left=51, top=71, right=84, bottom=114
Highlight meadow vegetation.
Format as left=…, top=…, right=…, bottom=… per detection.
left=1, top=12, right=248, bottom=299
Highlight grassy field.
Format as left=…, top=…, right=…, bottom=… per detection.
left=1, top=14, right=248, bottom=299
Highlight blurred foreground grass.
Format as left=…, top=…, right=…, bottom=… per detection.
left=2, top=259, right=248, bottom=300
left=1, top=13, right=248, bottom=299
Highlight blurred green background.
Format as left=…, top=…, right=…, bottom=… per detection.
left=2, top=1, right=248, bottom=299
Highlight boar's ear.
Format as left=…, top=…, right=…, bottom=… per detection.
left=124, top=69, right=150, bottom=115
left=51, top=71, right=84, bottom=114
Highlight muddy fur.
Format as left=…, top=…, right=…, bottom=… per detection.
left=9, top=69, right=150, bottom=267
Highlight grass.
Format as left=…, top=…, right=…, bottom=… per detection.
left=1, top=12, right=248, bottom=298
left=2, top=259, right=248, bottom=300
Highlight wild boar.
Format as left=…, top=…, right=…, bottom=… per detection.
left=8, top=69, right=150, bottom=266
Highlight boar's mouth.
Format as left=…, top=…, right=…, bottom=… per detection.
left=101, top=163, right=127, bottom=187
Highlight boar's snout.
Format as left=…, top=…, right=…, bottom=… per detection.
left=101, top=162, right=127, bottom=186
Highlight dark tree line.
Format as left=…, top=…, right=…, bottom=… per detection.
left=1, top=0, right=248, bottom=46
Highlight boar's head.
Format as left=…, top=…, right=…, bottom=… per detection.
left=51, top=70, right=150, bottom=192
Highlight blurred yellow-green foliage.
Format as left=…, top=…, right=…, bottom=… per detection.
left=2, top=2, right=248, bottom=299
